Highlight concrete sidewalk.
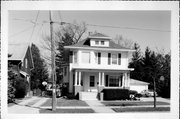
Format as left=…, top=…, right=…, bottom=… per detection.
left=8, top=96, right=43, bottom=114
left=85, top=100, right=115, bottom=113
left=140, top=97, right=170, bottom=103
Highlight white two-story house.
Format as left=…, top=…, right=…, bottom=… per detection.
left=64, top=33, right=135, bottom=100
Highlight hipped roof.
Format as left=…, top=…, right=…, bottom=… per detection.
left=64, top=33, right=134, bottom=51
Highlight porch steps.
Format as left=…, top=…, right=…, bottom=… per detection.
left=79, top=92, right=99, bottom=100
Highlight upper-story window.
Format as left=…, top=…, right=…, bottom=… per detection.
left=101, top=41, right=105, bottom=45
left=95, top=52, right=98, bottom=64
left=95, top=41, right=99, bottom=45
left=112, top=54, right=117, bottom=64
left=95, top=52, right=101, bottom=64
left=82, top=51, right=90, bottom=63
left=25, top=58, right=28, bottom=68
left=98, top=52, right=101, bottom=64
left=73, top=51, right=78, bottom=63
left=108, top=53, right=121, bottom=65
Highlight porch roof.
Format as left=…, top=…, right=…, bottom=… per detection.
left=72, top=67, right=134, bottom=72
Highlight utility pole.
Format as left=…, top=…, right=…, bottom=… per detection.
left=49, top=11, right=56, bottom=111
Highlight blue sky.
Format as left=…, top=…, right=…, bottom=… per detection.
left=9, top=10, right=171, bottom=55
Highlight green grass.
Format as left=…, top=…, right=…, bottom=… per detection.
left=112, top=107, right=170, bottom=112
left=39, top=108, right=95, bottom=113
left=102, top=101, right=170, bottom=107
left=41, top=98, right=89, bottom=107
left=27, top=98, right=40, bottom=106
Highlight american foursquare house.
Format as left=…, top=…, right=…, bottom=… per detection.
left=63, top=33, right=136, bottom=100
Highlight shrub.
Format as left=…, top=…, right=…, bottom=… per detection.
left=102, top=88, right=129, bottom=100
left=14, top=78, right=29, bottom=98
left=129, top=90, right=138, bottom=95
left=8, top=70, right=16, bottom=103
left=8, top=79, right=16, bottom=103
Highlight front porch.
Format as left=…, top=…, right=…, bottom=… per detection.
left=71, top=69, right=131, bottom=100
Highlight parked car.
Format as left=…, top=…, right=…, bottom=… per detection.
left=148, top=90, right=158, bottom=97
left=140, top=90, right=158, bottom=97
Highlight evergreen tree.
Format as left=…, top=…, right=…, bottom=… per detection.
left=31, top=44, right=49, bottom=91
left=129, top=43, right=144, bottom=81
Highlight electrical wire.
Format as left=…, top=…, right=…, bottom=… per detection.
left=29, top=11, right=40, bottom=43
left=9, top=26, right=34, bottom=38
left=86, top=23, right=171, bottom=32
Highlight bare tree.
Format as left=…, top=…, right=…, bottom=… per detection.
left=114, top=34, right=134, bottom=49
left=41, top=21, right=87, bottom=64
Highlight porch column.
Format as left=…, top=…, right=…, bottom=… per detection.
left=75, top=70, right=78, bottom=86
left=127, top=73, right=130, bottom=88
left=122, top=73, right=125, bottom=87
left=78, top=71, right=81, bottom=86
left=99, top=72, right=101, bottom=86
left=124, top=73, right=127, bottom=87
left=102, top=72, right=104, bottom=86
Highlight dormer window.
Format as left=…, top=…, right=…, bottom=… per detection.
left=95, top=41, right=99, bottom=45
left=101, top=41, right=104, bottom=45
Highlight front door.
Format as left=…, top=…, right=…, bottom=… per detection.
left=88, top=75, right=97, bottom=92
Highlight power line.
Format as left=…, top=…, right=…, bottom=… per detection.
left=12, top=14, right=170, bottom=33
left=9, top=26, right=34, bottom=38
left=86, top=23, right=171, bottom=32
left=29, top=11, right=40, bottom=43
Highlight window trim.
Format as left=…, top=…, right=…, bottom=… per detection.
left=25, top=58, right=28, bottom=68
left=89, top=76, right=95, bottom=87
left=111, top=54, right=118, bottom=65
left=101, top=41, right=105, bottom=45
left=95, top=52, right=98, bottom=64
left=106, top=74, right=123, bottom=87
left=98, top=52, right=101, bottom=64
left=82, top=51, right=91, bottom=64
left=95, top=41, right=99, bottom=45
left=73, top=51, right=78, bottom=63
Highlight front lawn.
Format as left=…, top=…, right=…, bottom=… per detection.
left=112, top=107, right=170, bottom=112
left=39, top=108, right=95, bottom=113
left=102, top=101, right=170, bottom=107
left=41, top=98, right=89, bottom=107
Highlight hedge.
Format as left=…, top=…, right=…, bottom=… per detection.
left=14, top=78, right=29, bottom=98
left=102, top=88, right=130, bottom=100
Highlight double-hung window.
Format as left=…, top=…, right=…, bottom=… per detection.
left=95, top=52, right=101, bottom=64
left=95, top=41, right=99, bottom=45
left=112, top=54, right=117, bottom=64
left=101, top=41, right=105, bottom=45
left=73, top=51, right=78, bottom=63
left=82, top=51, right=90, bottom=63
left=106, top=75, right=123, bottom=87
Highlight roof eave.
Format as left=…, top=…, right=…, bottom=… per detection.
left=88, top=36, right=112, bottom=40
left=64, top=46, right=135, bottom=52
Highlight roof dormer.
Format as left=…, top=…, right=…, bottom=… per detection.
left=88, top=33, right=111, bottom=47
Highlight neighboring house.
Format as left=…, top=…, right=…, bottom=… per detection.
left=8, top=43, right=34, bottom=97
left=129, top=79, right=149, bottom=93
left=63, top=33, right=135, bottom=100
